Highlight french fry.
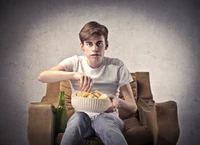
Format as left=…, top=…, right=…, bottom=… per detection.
left=93, top=92, right=101, bottom=98
left=82, top=92, right=90, bottom=97
left=87, top=94, right=94, bottom=98
left=94, top=90, right=102, bottom=96
left=72, top=90, right=109, bottom=100
left=98, top=94, right=109, bottom=100
left=77, top=91, right=82, bottom=97
left=72, top=93, right=77, bottom=97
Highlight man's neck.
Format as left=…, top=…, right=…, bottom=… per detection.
left=87, top=58, right=104, bottom=68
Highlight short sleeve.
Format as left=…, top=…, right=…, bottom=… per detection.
left=59, top=55, right=78, bottom=72
left=117, top=63, right=133, bottom=87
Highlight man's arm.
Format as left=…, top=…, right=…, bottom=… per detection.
left=118, top=83, right=138, bottom=113
left=38, top=64, right=93, bottom=92
left=38, top=65, right=76, bottom=83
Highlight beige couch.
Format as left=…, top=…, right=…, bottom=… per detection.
left=28, top=72, right=180, bottom=145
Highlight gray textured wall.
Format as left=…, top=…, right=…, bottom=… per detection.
left=0, top=0, right=200, bottom=145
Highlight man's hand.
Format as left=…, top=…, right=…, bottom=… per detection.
left=106, top=96, right=119, bottom=113
left=73, top=72, right=93, bottom=92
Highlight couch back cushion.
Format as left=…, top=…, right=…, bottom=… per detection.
left=119, top=73, right=137, bottom=100
left=60, top=80, right=75, bottom=121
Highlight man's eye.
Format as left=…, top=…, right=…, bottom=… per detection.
left=97, top=42, right=102, bottom=47
left=87, top=43, right=92, bottom=46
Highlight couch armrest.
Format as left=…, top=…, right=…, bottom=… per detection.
left=137, top=98, right=180, bottom=145
left=28, top=102, right=56, bottom=145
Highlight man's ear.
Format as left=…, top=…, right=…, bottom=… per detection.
left=105, top=41, right=109, bottom=50
left=80, top=42, right=84, bottom=51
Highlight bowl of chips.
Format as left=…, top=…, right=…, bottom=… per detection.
left=71, top=90, right=111, bottom=113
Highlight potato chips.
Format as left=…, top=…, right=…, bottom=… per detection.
left=72, top=90, right=109, bottom=100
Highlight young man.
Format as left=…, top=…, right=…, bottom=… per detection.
left=38, top=21, right=137, bottom=145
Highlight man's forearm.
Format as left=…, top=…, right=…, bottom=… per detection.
left=38, top=71, right=75, bottom=83
left=118, top=98, right=138, bottom=113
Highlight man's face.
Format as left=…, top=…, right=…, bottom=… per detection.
left=80, top=35, right=108, bottom=68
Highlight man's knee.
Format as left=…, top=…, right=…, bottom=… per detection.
left=95, top=113, right=111, bottom=122
left=68, top=112, right=90, bottom=125
left=93, top=113, right=113, bottom=130
left=93, top=113, right=124, bottom=133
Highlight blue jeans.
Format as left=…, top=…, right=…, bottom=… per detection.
left=60, top=112, right=128, bottom=145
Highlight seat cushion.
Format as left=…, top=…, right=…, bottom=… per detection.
left=124, top=117, right=153, bottom=145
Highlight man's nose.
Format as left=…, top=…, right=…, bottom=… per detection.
left=92, top=45, right=98, bottom=51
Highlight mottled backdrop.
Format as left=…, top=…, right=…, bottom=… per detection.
left=0, top=0, right=199, bottom=145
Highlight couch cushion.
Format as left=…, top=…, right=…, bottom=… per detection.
left=60, top=80, right=75, bottom=121
left=119, top=73, right=137, bottom=101
left=41, top=82, right=60, bottom=107
left=124, top=117, right=153, bottom=145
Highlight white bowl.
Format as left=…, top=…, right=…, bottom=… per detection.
left=71, top=97, right=111, bottom=113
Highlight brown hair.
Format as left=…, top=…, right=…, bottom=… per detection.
left=79, top=21, right=108, bottom=43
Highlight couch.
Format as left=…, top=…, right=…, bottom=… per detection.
left=28, top=72, right=180, bottom=145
